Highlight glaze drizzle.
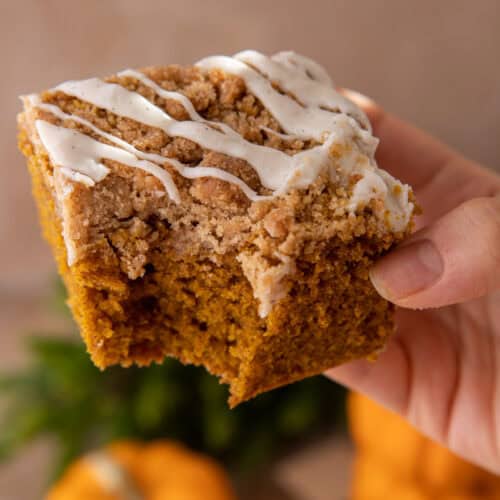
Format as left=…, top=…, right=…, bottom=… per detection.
left=29, top=50, right=413, bottom=232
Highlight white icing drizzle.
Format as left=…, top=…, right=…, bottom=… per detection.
left=259, top=125, right=303, bottom=141
left=57, top=179, right=78, bottom=265
left=271, top=51, right=334, bottom=86
left=233, top=50, right=368, bottom=129
left=196, top=55, right=365, bottom=142
left=85, top=451, right=143, bottom=500
left=117, top=69, right=241, bottom=140
left=30, top=96, right=268, bottom=202
left=33, top=51, right=413, bottom=228
left=238, top=250, right=295, bottom=318
left=35, top=120, right=181, bottom=202
left=29, top=51, right=415, bottom=314
left=52, top=75, right=348, bottom=195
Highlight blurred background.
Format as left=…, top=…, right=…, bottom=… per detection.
left=1, top=1, right=499, bottom=499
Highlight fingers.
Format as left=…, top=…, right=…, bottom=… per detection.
left=414, top=156, right=500, bottom=228
left=370, top=195, right=500, bottom=309
left=326, top=333, right=412, bottom=414
left=326, top=307, right=463, bottom=444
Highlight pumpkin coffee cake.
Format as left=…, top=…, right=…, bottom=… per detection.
left=18, top=50, right=415, bottom=406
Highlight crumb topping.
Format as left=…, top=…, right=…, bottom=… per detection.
left=19, top=50, right=415, bottom=316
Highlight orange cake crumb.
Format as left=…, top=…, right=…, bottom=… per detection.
left=18, top=51, right=415, bottom=405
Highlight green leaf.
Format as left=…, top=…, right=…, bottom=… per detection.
left=134, top=371, right=181, bottom=432
left=276, top=391, right=319, bottom=436
left=0, top=404, right=51, bottom=461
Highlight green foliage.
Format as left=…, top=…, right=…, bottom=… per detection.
left=0, top=281, right=346, bottom=479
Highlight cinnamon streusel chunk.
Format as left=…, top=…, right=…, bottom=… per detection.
left=18, top=51, right=415, bottom=406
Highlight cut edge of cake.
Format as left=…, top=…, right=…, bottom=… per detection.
left=18, top=50, right=415, bottom=405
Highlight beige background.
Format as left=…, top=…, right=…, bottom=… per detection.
left=1, top=1, right=499, bottom=499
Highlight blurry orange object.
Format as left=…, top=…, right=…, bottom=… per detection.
left=46, top=440, right=236, bottom=500
left=349, top=392, right=500, bottom=499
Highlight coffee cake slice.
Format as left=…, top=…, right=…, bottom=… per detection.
left=18, top=50, right=415, bottom=406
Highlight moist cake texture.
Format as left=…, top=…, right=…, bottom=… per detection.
left=18, top=50, right=415, bottom=406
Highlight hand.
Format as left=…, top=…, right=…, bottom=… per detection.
left=327, top=90, right=500, bottom=474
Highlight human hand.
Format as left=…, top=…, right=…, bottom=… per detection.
left=327, top=91, right=500, bottom=474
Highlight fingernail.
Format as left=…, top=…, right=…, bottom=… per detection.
left=340, top=88, right=376, bottom=108
left=370, top=239, right=444, bottom=301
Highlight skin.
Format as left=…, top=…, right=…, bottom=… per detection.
left=327, top=90, right=500, bottom=474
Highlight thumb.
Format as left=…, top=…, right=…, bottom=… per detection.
left=370, top=195, right=500, bottom=309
